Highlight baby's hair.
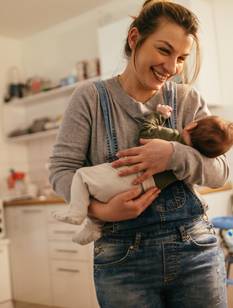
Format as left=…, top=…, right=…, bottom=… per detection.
left=189, top=116, right=233, bottom=158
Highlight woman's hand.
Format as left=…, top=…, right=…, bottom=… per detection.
left=112, top=138, right=173, bottom=184
left=88, top=186, right=160, bottom=222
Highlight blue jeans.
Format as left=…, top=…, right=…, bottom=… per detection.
left=94, top=217, right=227, bottom=308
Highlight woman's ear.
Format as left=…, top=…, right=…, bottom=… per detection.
left=128, top=27, right=140, bottom=50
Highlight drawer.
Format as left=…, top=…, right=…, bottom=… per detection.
left=48, top=222, right=81, bottom=241
left=51, top=260, right=93, bottom=308
left=49, top=241, right=92, bottom=261
left=46, top=204, right=67, bottom=224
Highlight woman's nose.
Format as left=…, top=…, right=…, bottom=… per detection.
left=163, top=58, right=177, bottom=76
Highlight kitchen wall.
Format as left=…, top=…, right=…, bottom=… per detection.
left=0, top=0, right=233, bottom=198
left=21, top=0, right=143, bottom=82
left=213, top=0, right=233, bottom=107
left=211, top=0, right=233, bottom=182
left=19, top=0, right=143, bottom=191
left=0, top=36, right=28, bottom=195
left=0, top=0, right=143, bottom=195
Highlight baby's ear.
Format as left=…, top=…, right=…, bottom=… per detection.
left=185, top=121, right=198, bottom=131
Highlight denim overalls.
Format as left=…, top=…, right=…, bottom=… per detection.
left=93, top=81, right=227, bottom=308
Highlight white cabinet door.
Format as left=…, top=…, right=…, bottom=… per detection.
left=5, top=206, right=52, bottom=305
left=0, top=241, right=12, bottom=302
left=190, top=0, right=221, bottom=106
left=98, top=17, right=131, bottom=79
left=176, top=0, right=221, bottom=106
left=51, top=260, right=93, bottom=308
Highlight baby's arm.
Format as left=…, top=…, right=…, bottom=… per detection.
left=140, top=112, right=184, bottom=143
left=139, top=108, right=185, bottom=190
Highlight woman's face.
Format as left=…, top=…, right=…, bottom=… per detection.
left=128, top=19, right=194, bottom=92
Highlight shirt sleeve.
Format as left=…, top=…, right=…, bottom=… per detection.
left=48, top=83, right=95, bottom=203
left=167, top=86, right=229, bottom=188
left=140, top=112, right=183, bottom=142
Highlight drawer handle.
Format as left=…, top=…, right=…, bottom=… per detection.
left=54, top=230, right=75, bottom=234
left=22, top=209, right=43, bottom=214
left=57, top=268, right=80, bottom=273
left=56, top=249, right=78, bottom=254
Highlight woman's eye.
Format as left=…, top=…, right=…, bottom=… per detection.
left=178, top=57, right=186, bottom=63
left=158, top=48, right=170, bottom=54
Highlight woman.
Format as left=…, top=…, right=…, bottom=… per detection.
left=49, top=1, right=228, bottom=307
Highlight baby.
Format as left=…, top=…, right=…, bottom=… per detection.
left=53, top=105, right=233, bottom=245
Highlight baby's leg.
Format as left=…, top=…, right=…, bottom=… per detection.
left=52, top=169, right=90, bottom=225
left=72, top=218, right=102, bottom=245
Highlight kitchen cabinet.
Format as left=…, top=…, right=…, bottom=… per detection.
left=183, top=0, right=221, bottom=106
left=0, top=239, right=12, bottom=303
left=5, top=204, right=99, bottom=308
left=5, top=205, right=52, bottom=305
left=46, top=204, right=99, bottom=308
left=3, top=77, right=98, bottom=144
left=98, top=17, right=130, bottom=79
left=98, top=1, right=221, bottom=106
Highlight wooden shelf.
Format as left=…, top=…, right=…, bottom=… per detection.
left=4, top=76, right=99, bottom=107
left=6, top=129, right=59, bottom=143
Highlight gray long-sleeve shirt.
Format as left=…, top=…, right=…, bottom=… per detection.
left=49, top=76, right=229, bottom=203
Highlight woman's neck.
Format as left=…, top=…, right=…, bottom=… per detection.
left=118, top=69, right=157, bottom=103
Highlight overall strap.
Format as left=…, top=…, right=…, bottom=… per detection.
left=94, top=81, right=118, bottom=162
left=162, top=81, right=177, bottom=129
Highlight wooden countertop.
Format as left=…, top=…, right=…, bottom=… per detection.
left=3, top=196, right=65, bottom=206
left=197, top=182, right=232, bottom=195
left=3, top=182, right=232, bottom=206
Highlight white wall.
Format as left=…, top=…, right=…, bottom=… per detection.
left=0, top=36, right=28, bottom=196
left=1, top=0, right=233, bottom=199
left=21, top=0, right=142, bottom=82
left=18, top=0, right=143, bottom=191
left=213, top=0, right=233, bottom=106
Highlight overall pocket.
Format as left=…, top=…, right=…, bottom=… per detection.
left=156, top=182, right=186, bottom=212
left=94, top=237, right=135, bottom=268
left=187, top=220, right=218, bottom=248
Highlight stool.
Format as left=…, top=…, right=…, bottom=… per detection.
left=212, top=216, right=233, bottom=286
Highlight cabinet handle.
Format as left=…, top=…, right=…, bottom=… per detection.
left=56, top=249, right=78, bottom=254
left=53, top=230, right=75, bottom=234
left=57, top=268, right=80, bottom=273
left=22, top=209, right=43, bottom=214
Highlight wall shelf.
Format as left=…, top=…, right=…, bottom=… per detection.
left=4, top=77, right=99, bottom=107
left=6, top=129, right=59, bottom=143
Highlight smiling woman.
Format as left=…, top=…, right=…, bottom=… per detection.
left=49, top=1, right=228, bottom=307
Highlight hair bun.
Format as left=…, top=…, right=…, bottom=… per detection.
left=143, top=0, right=168, bottom=8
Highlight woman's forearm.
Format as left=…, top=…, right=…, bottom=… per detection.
left=169, top=142, right=229, bottom=187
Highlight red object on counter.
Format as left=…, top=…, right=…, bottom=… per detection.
left=7, top=170, right=25, bottom=189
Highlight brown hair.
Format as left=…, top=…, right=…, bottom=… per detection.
left=189, top=116, right=233, bottom=158
left=124, top=0, right=200, bottom=84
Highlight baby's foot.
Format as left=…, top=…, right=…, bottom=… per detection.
left=52, top=210, right=86, bottom=225
left=72, top=228, right=101, bottom=245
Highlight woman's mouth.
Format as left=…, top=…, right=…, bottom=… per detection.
left=151, top=68, right=168, bottom=82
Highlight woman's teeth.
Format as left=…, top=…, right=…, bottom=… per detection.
left=152, top=69, right=167, bottom=82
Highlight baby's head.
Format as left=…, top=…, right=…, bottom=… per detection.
left=182, top=116, right=233, bottom=158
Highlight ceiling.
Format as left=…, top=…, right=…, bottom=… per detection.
left=0, top=0, right=110, bottom=39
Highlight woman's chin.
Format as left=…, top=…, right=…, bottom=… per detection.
left=148, top=80, right=165, bottom=91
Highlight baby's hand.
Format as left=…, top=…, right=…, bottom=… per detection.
left=157, top=104, right=172, bottom=119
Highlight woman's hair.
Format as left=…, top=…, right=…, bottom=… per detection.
left=189, top=116, right=233, bottom=158
left=124, top=0, right=200, bottom=84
